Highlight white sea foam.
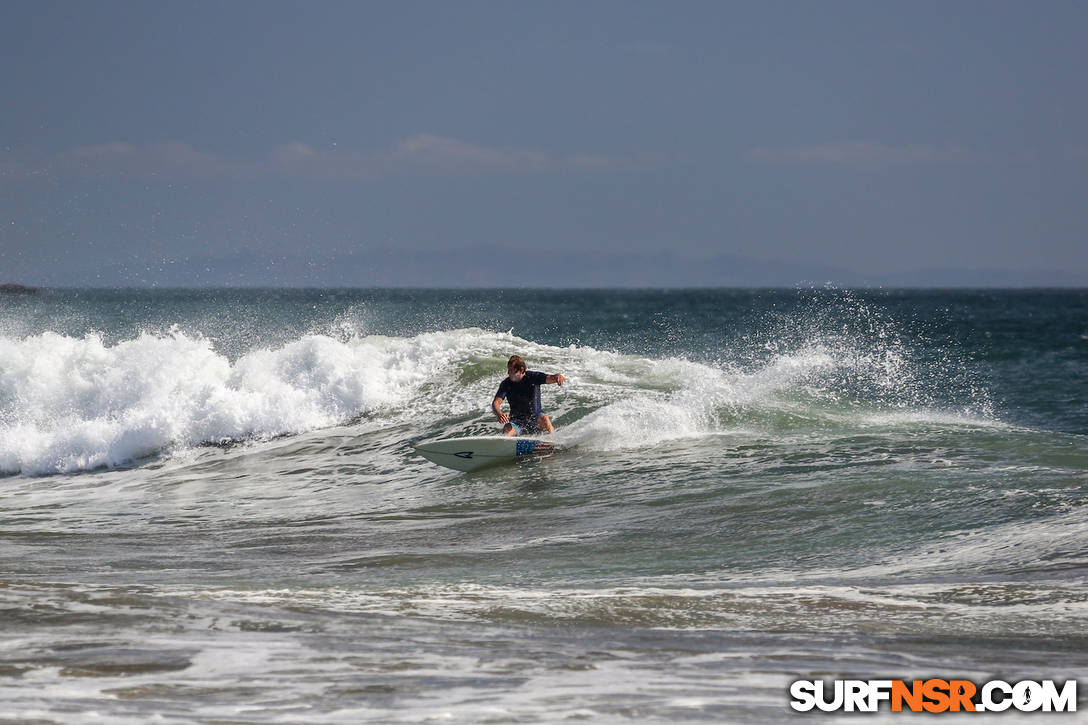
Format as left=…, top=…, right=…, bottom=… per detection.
left=0, top=329, right=493, bottom=475
left=557, top=339, right=998, bottom=452
left=0, top=324, right=997, bottom=475
left=172, top=576, right=1088, bottom=636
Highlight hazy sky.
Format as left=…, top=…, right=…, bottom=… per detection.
left=2, top=0, right=1086, bottom=287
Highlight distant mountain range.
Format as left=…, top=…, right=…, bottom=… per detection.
left=0, top=283, right=41, bottom=294
left=19, top=249, right=1087, bottom=288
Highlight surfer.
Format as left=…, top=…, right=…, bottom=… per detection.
left=492, top=355, right=565, bottom=436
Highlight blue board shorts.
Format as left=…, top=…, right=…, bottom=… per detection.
left=504, top=417, right=541, bottom=436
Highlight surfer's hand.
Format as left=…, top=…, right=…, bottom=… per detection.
left=497, top=412, right=509, bottom=423
left=555, top=374, right=565, bottom=386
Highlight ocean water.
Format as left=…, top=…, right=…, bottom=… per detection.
left=0, top=288, right=1085, bottom=723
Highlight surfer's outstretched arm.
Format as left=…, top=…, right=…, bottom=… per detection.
left=545, top=373, right=566, bottom=386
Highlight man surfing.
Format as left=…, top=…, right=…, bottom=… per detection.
left=492, top=355, right=566, bottom=436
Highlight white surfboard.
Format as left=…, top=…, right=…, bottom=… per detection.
left=413, top=435, right=558, bottom=472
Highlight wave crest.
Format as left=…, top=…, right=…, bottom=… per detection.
left=0, top=329, right=458, bottom=475
left=1, top=322, right=994, bottom=475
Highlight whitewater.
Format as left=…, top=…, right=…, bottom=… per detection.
left=0, top=288, right=1085, bottom=722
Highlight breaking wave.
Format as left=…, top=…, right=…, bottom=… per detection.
left=1, top=319, right=994, bottom=475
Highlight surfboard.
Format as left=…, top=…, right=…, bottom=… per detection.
left=413, top=435, right=558, bottom=472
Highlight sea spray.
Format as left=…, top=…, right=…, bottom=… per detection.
left=0, top=329, right=470, bottom=474
left=0, top=289, right=1084, bottom=724
left=1, top=296, right=998, bottom=475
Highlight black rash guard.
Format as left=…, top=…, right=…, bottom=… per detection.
left=494, top=370, right=549, bottom=425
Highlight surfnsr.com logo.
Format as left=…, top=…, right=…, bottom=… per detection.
left=789, top=679, right=1078, bottom=713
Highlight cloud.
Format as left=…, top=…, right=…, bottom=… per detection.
left=383, top=134, right=557, bottom=174
left=746, top=141, right=976, bottom=168
left=38, top=135, right=636, bottom=180
left=268, top=134, right=633, bottom=177
left=263, top=142, right=372, bottom=179
left=65, top=141, right=241, bottom=177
